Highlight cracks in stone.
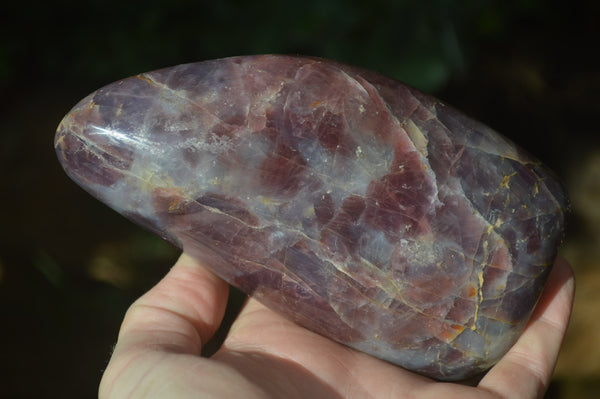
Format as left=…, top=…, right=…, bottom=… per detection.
left=138, top=73, right=233, bottom=131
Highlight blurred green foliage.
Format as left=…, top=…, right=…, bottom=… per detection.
left=0, top=0, right=582, bottom=92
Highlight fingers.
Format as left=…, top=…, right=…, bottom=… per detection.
left=99, top=253, right=575, bottom=399
left=220, top=258, right=575, bottom=399
left=478, top=257, right=575, bottom=399
left=116, top=252, right=229, bottom=354
left=99, top=253, right=230, bottom=398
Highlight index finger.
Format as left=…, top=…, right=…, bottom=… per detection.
left=113, top=252, right=229, bottom=356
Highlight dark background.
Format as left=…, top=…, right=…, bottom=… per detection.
left=1, top=0, right=599, bottom=397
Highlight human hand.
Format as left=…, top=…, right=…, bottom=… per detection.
left=99, top=254, right=574, bottom=399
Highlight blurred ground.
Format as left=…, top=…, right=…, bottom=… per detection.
left=1, top=1, right=599, bottom=397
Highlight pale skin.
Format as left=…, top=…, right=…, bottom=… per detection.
left=99, top=254, right=574, bottom=399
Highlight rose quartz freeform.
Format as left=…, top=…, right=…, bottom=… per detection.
left=55, top=55, right=568, bottom=380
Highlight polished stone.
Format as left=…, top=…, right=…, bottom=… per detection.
left=55, top=55, right=568, bottom=380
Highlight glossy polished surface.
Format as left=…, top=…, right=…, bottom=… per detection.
left=55, top=55, right=567, bottom=380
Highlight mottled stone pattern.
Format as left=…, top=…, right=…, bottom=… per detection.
left=55, top=55, right=567, bottom=380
